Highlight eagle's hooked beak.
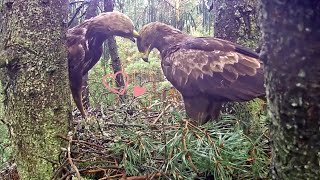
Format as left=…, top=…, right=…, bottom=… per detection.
left=132, top=30, right=140, bottom=38
left=140, top=46, right=151, bottom=63
left=128, top=30, right=139, bottom=42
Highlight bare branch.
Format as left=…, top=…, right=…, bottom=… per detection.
left=67, top=132, right=81, bottom=180
left=68, top=2, right=89, bottom=27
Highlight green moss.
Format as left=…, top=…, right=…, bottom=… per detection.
left=1, top=0, right=69, bottom=179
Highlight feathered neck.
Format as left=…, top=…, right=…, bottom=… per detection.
left=152, top=25, right=188, bottom=52
left=155, top=34, right=187, bottom=52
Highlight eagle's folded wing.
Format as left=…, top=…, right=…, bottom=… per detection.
left=162, top=38, right=265, bottom=101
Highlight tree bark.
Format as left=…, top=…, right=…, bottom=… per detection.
left=82, top=0, right=99, bottom=110
left=259, top=0, right=320, bottom=178
left=213, top=0, right=259, bottom=49
left=214, top=0, right=240, bottom=42
left=104, top=0, right=127, bottom=101
left=0, top=161, right=19, bottom=180
left=0, top=0, right=70, bottom=179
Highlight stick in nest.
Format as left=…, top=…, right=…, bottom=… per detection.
left=67, top=132, right=81, bottom=180
left=152, top=104, right=171, bottom=124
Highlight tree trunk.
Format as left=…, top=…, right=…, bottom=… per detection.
left=214, top=0, right=240, bottom=42
left=82, top=0, right=99, bottom=110
left=0, top=0, right=69, bottom=179
left=0, top=161, right=19, bottom=180
left=259, top=0, right=320, bottom=178
left=104, top=0, right=127, bottom=101
left=213, top=0, right=259, bottom=49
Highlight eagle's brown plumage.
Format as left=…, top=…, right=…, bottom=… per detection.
left=137, top=22, right=265, bottom=125
left=67, top=11, right=138, bottom=118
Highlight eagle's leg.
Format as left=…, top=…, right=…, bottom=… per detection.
left=207, top=101, right=223, bottom=122
left=70, top=74, right=87, bottom=118
left=183, top=96, right=221, bottom=125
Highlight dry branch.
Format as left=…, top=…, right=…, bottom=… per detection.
left=67, top=133, right=81, bottom=180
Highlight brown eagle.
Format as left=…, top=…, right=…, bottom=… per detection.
left=67, top=11, right=139, bottom=118
left=137, top=22, right=265, bottom=125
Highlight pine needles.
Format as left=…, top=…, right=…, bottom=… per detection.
left=55, top=98, right=270, bottom=179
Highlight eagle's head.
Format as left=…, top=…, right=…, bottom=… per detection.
left=137, top=22, right=182, bottom=62
left=85, top=11, right=139, bottom=42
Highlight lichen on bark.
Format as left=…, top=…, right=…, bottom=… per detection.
left=259, top=0, right=320, bottom=179
left=213, top=0, right=260, bottom=49
left=0, top=0, right=70, bottom=179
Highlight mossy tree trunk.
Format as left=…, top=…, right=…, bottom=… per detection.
left=213, top=0, right=259, bottom=48
left=213, top=0, right=240, bottom=42
left=259, top=0, right=320, bottom=178
left=0, top=0, right=70, bottom=179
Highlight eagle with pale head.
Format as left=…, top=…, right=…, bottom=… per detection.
left=67, top=11, right=139, bottom=117
left=137, top=22, right=265, bottom=125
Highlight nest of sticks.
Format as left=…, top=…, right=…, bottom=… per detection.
left=53, top=96, right=270, bottom=180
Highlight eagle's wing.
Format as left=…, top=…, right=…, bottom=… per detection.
left=161, top=37, right=265, bottom=102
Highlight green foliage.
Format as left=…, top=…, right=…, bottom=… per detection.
left=74, top=107, right=269, bottom=179
left=115, top=0, right=213, bottom=34
left=137, top=119, right=266, bottom=179
left=88, top=37, right=164, bottom=107
left=125, top=56, right=160, bottom=75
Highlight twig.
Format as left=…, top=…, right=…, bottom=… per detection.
left=181, top=120, right=199, bottom=174
left=68, top=2, right=89, bottom=27
left=67, top=132, right=81, bottom=180
left=99, top=173, right=123, bottom=180
left=152, top=104, right=171, bottom=124
left=52, top=159, right=69, bottom=180
left=147, top=101, right=163, bottom=109
left=69, top=1, right=85, bottom=6
left=37, top=155, right=58, bottom=165
left=79, top=166, right=121, bottom=174
left=0, top=118, right=7, bottom=125
left=119, top=172, right=162, bottom=180
left=103, top=122, right=145, bottom=128
left=95, top=118, right=105, bottom=136
left=59, top=166, right=121, bottom=180
left=57, top=134, right=106, bottom=149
